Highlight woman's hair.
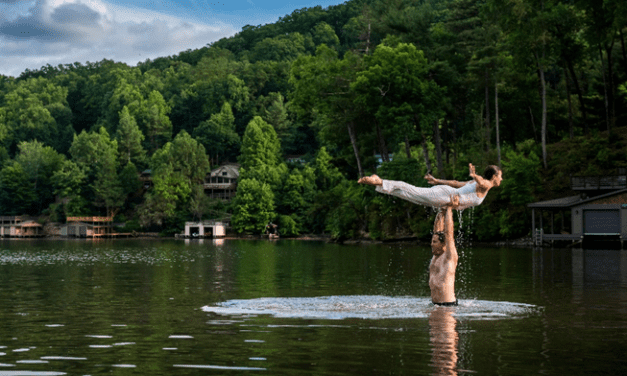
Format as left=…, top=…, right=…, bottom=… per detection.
left=433, top=231, right=445, bottom=243
left=483, top=165, right=501, bottom=180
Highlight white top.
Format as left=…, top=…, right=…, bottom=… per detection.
left=455, top=181, right=485, bottom=209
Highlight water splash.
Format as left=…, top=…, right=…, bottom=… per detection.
left=202, top=296, right=538, bottom=320
left=455, top=209, right=465, bottom=246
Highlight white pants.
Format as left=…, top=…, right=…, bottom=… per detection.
left=376, top=180, right=458, bottom=208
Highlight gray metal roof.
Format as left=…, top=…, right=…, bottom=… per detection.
left=528, top=188, right=627, bottom=208
left=527, top=195, right=583, bottom=208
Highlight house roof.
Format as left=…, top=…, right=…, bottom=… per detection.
left=527, top=195, right=583, bottom=208
left=67, top=216, right=113, bottom=222
left=20, top=221, right=42, bottom=227
left=0, top=216, right=22, bottom=221
left=210, top=164, right=239, bottom=178
left=528, top=188, right=627, bottom=208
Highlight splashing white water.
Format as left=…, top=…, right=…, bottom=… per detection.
left=202, top=296, right=538, bottom=320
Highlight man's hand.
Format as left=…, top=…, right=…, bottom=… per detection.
left=357, top=174, right=383, bottom=186
left=447, top=194, right=460, bottom=209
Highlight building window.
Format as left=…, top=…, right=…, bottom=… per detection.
left=222, top=172, right=228, bottom=176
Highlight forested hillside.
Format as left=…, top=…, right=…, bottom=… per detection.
left=0, top=0, right=626, bottom=240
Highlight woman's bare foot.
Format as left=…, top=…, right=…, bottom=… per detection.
left=357, top=174, right=383, bottom=186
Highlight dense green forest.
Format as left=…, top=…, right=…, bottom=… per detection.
left=0, top=0, right=626, bottom=240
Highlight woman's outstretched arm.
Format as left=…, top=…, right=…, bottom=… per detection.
left=424, top=173, right=469, bottom=189
left=468, top=163, right=491, bottom=189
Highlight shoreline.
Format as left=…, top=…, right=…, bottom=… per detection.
left=4, top=233, right=539, bottom=248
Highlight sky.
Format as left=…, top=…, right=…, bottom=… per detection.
left=0, top=0, right=347, bottom=77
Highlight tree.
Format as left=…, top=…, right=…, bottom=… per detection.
left=486, top=0, right=559, bottom=169
left=290, top=45, right=366, bottom=177
left=14, top=140, right=65, bottom=214
left=118, top=161, right=142, bottom=199
left=231, top=178, right=275, bottom=234
left=139, top=131, right=210, bottom=226
left=250, top=33, right=307, bottom=62
left=238, top=116, right=284, bottom=186
left=275, top=166, right=317, bottom=230
left=312, top=21, right=341, bottom=49
left=495, top=141, right=541, bottom=238
left=232, top=116, right=287, bottom=232
left=2, top=77, right=74, bottom=154
left=578, top=0, right=620, bottom=133
left=189, top=184, right=212, bottom=221
left=353, top=42, right=445, bottom=174
left=116, top=106, right=146, bottom=166
left=104, top=73, right=144, bottom=133
left=313, top=146, right=343, bottom=191
left=174, top=73, right=250, bottom=135
left=51, top=160, right=87, bottom=217
left=92, top=147, right=124, bottom=218
left=0, top=162, right=35, bottom=215
left=0, top=108, right=9, bottom=148
left=143, top=90, right=172, bottom=152
left=193, top=102, right=240, bottom=164
left=261, top=92, right=294, bottom=150
left=69, top=127, right=124, bottom=216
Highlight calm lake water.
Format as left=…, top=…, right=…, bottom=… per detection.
left=0, top=239, right=626, bottom=375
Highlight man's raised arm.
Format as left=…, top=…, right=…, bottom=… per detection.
left=443, top=196, right=458, bottom=259
left=434, top=210, right=445, bottom=233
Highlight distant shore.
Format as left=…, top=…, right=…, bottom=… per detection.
left=8, top=233, right=537, bottom=247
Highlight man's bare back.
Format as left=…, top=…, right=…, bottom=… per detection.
left=429, top=197, right=459, bottom=305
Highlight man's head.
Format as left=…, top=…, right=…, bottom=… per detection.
left=483, top=165, right=503, bottom=187
left=431, top=231, right=445, bottom=255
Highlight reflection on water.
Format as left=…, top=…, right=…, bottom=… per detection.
left=429, top=308, right=458, bottom=376
left=0, top=240, right=626, bottom=375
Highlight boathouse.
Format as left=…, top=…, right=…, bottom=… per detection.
left=62, top=216, right=113, bottom=238
left=204, top=164, right=239, bottom=201
left=528, top=170, right=627, bottom=247
left=0, top=216, right=44, bottom=237
left=183, top=221, right=226, bottom=238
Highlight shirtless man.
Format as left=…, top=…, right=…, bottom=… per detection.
left=429, top=195, right=459, bottom=306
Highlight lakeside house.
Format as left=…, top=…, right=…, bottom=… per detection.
left=0, top=216, right=44, bottom=238
left=528, top=169, right=627, bottom=247
left=204, top=164, right=239, bottom=201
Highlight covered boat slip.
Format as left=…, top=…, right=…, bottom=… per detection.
left=180, top=221, right=227, bottom=238
left=62, top=216, right=119, bottom=238
left=528, top=189, right=627, bottom=247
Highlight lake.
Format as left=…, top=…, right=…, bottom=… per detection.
left=0, top=239, right=626, bottom=375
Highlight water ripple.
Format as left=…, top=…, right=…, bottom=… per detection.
left=0, top=372, right=67, bottom=375
left=173, top=364, right=266, bottom=371
left=40, top=357, right=86, bottom=361
left=202, top=296, right=538, bottom=320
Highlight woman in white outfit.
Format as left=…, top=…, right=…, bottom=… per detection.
left=358, top=163, right=503, bottom=210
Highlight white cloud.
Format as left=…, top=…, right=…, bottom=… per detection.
left=0, top=0, right=238, bottom=76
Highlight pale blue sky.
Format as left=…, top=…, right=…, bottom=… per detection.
left=0, top=0, right=347, bottom=77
